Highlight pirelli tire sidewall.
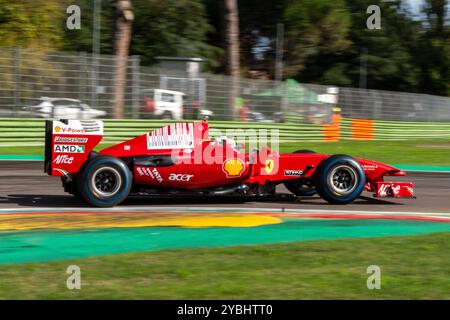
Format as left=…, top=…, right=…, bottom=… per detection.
left=315, top=154, right=365, bottom=204
left=77, top=155, right=132, bottom=207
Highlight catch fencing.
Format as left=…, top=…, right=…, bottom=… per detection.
left=0, top=47, right=449, bottom=124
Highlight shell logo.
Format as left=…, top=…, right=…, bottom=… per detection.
left=223, top=159, right=245, bottom=178
left=54, top=126, right=61, bottom=133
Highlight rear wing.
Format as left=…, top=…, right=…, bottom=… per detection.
left=44, top=119, right=103, bottom=177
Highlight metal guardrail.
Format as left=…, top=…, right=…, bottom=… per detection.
left=1, top=118, right=450, bottom=149
left=0, top=118, right=325, bottom=147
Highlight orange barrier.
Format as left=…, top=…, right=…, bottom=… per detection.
left=323, top=112, right=341, bottom=141
left=351, top=119, right=374, bottom=140
left=323, top=124, right=340, bottom=141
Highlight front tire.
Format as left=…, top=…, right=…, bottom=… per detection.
left=315, top=154, right=365, bottom=204
left=77, top=156, right=132, bottom=207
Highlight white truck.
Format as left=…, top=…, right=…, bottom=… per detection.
left=140, top=89, right=212, bottom=120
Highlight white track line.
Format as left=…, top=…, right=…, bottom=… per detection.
left=0, top=206, right=449, bottom=218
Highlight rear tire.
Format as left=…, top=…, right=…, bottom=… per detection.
left=284, top=150, right=317, bottom=196
left=77, top=156, right=132, bottom=207
left=315, top=154, right=365, bottom=204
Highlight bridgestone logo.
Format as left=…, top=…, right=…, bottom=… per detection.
left=54, top=144, right=85, bottom=153
left=55, top=137, right=88, bottom=143
left=284, top=170, right=304, bottom=176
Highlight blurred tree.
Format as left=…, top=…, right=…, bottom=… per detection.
left=283, top=0, right=352, bottom=83
left=63, top=0, right=221, bottom=69
left=0, top=0, right=64, bottom=50
left=225, top=0, right=240, bottom=118
left=341, top=0, right=422, bottom=92
left=237, top=0, right=288, bottom=76
left=112, top=0, right=134, bottom=119
left=62, top=0, right=115, bottom=54
left=130, top=0, right=222, bottom=69
left=416, top=0, right=450, bottom=95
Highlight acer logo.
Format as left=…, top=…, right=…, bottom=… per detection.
left=53, top=155, right=74, bottom=164
left=169, top=174, right=194, bottom=182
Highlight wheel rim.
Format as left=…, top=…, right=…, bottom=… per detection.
left=91, top=167, right=122, bottom=198
left=328, top=164, right=358, bottom=195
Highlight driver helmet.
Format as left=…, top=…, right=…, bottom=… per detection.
left=215, top=136, right=237, bottom=148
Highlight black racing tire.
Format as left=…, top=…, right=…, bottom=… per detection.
left=315, top=154, right=365, bottom=204
left=283, top=149, right=317, bottom=196
left=77, top=156, right=132, bottom=207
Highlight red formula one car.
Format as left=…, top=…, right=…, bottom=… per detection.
left=44, top=120, right=414, bottom=207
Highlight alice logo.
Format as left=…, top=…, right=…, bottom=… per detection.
left=223, top=159, right=245, bottom=177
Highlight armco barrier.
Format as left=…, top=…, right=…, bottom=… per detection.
left=340, top=119, right=450, bottom=140
left=1, top=118, right=450, bottom=148
left=0, top=118, right=325, bottom=148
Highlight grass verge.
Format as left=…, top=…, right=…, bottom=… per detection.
left=0, top=232, right=448, bottom=299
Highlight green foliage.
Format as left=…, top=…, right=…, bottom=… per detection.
left=62, top=0, right=114, bottom=54
left=415, top=0, right=450, bottom=96
left=0, top=0, right=64, bottom=50
left=284, top=0, right=352, bottom=77
left=62, top=0, right=222, bottom=70
left=131, top=0, right=223, bottom=69
left=0, top=0, right=447, bottom=95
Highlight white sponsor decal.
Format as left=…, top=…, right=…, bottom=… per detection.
left=378, top=184, right=389, bottom=196
left=152, top=168, right=163, bottom=183
left=284, top=169, right=304, bottom=176
left=53, top=155, right=74, bottom=164
left=378, top=184, right=401, bottom=196
left=406, top=186, right=414, bottom=195
left=136, top=166, right=163, bottom=183
left=54, top=144, right=85, bottom=153
left=169, top=173, right=194, bottom=182
left=53, top=120, right=103, bottom=135
left=136, top=167, right=155, bottom=179
left=54, top=137, right=88, bottom=143
left=147, top=123, right=194, bottom=150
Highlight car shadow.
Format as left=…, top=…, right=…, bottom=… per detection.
left=0, top=193, right=401, bottom=208
left=295, top=195, right=401, bottom=206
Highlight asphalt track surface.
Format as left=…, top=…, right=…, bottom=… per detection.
left=0, top=161, right=449, bottom=214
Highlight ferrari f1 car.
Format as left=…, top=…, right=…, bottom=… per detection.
left=44, top=120, right=414, bottom=207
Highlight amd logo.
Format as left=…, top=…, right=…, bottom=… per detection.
left=54, top=144, right=85, bottom=153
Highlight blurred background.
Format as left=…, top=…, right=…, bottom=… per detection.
left=0, top=0, right=448, bottom=127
